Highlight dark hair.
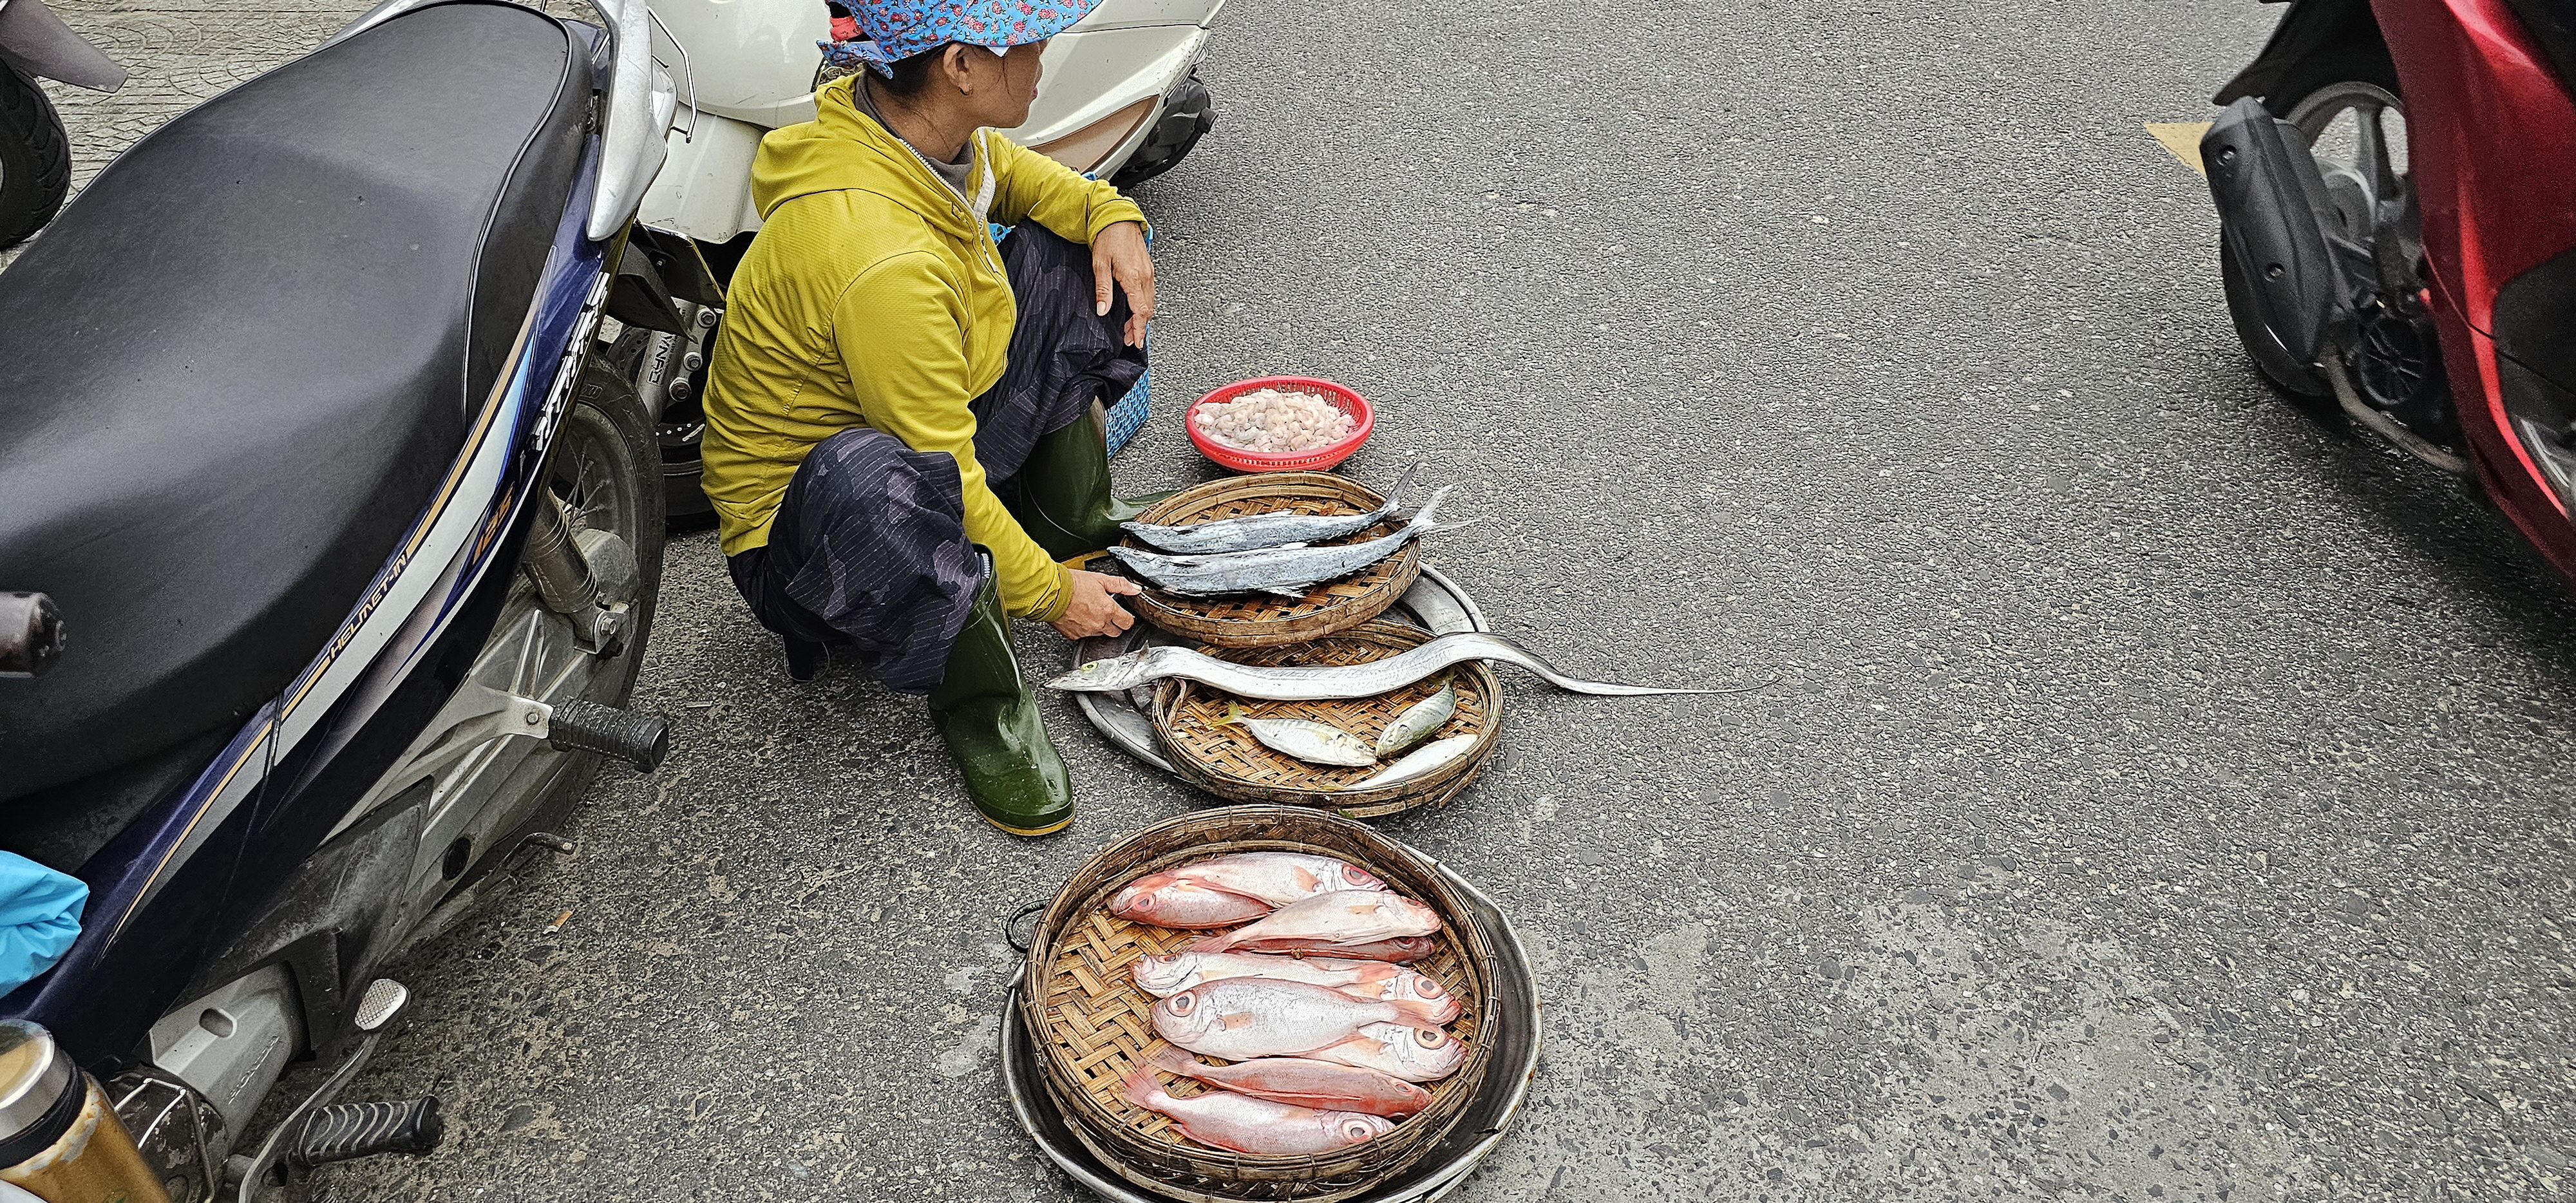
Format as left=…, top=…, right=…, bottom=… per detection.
left=878, top=43, right=955, bottom=97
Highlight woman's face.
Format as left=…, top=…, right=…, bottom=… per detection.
left=963, top=40, right=1047, bottom=130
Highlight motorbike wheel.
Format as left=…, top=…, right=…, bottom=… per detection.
left=0, top=60, right=72, bottom=250
left=2217, top=59, right=2408, bottom=406
left=601, top=323, right=716, bottom=529
left=1110, top=73, right=1215, bottom=191
left=487, top=359, right=668, bottom=840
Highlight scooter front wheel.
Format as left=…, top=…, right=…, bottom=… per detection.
left=0, top=59, right=71, bottom=249
left=2219, top=60, right=2409, bottom=410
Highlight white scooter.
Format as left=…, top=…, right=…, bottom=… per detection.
left=637, top=0, right=1221, bottom=243
left=620, top=0, right=1222, bottom=520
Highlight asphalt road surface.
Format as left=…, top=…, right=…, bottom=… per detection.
left=24, top=0, right=2576, bottom=1199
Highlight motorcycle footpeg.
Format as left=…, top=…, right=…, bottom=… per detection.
left=286, top=1097, right=444, bottom=1168
left=545, top=699, right=668, bottom=773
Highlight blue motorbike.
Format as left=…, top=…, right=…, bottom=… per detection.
left=0, top=0, right=699, bottom=1195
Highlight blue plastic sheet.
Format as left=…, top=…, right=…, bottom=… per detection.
left=0, top=851, right=84, bottom=995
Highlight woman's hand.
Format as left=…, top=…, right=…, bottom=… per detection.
left=1091, top=220, right=1154, bottom=348
left=1050, top=569, right=1142, bottom=640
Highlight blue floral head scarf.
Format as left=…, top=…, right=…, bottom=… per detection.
left=828, top=0, right=1099, bottom=77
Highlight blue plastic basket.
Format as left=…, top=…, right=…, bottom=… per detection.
left=994, top=222, right=1151, bottom=456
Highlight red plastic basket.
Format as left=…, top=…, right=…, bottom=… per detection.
left=1184, top=376, right=1373, bottom=473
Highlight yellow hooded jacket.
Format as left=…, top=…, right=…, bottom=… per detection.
left=699, top=74, right=1146, bottom=621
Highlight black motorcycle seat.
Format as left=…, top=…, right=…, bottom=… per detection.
left=0, top=1, right=589, bottom=800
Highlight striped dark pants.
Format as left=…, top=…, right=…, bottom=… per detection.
left=724, top=225, right=1146, bottom=692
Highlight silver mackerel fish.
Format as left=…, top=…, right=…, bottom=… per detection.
left=1050, top=630, right=1739, bottom=699
left=1121, top=463, right=1423, bottom=554
left=1105, top=486, right=1463, bottom=598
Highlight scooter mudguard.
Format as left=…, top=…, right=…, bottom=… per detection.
left=0, top=0, right=126, bottom=92
left=2203, top=95, right=2351, bottom=377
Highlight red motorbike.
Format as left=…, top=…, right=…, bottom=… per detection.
left=2205, top=0, right=2576, bottom=580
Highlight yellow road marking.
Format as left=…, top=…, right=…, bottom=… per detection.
left=2146, top=121, right=2214, bottom=176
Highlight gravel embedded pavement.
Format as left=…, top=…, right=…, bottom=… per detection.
left=22, top=0, right=2576, bottom=1199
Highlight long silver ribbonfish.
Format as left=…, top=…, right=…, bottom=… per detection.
left=1122, top=463, right=1423, bottom=555
left=1048, top=631, right=1749, bottom=699
left=1104, top=486, right=1463, bottom=598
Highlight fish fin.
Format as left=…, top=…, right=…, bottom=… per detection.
left=1147, top=1046, right=1202, bottom=1078
left=1184, top=934, right=1233, bottom=954
left=1119, top=1068, right=1164, bottom=1108
left=1221, top=1012, right=1256, bottom=1030
left=1290, top=867, right=1320, bottom=893
left=1350, top=962, right=1401, bottom=984
left=1217, top=701, right=1244, bottom=727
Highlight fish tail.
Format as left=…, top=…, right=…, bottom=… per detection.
left=1119, top=1067, right=1166, bottom=1108
left=1184, top=933, right=1236, bottom=954
left=1403, top=484, right=1455, bottom=528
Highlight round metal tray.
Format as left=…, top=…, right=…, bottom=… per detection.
left=1001, top=855, right=1540, bottom=1202
left=1072, top=566, right=1492, bottom=775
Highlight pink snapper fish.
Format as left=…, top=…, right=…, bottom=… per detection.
left=1108, top=873, right=1274, bottom=930
left=1119, top=1068, right=1394, bottom=1155
left=1147, top=1047, right=1433, bottom=1119
left=1188, top=891, right=1443, bottom=955
left=1132, top=951, right=1459, bottom=1024
left=1152, top=978, right=1446, bottom=1061
left=1164, top=851, right=1388, bottom=908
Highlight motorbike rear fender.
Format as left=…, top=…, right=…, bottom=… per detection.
left=1008, top=24, right=1206, bottom=167
left=636, top=113, right=766, bottom=243
left=0, top=0, right=126, bottom=91
left=2203, top=96, right=2355, bottom=370
left=2214, top=0, right=2387, bottom=106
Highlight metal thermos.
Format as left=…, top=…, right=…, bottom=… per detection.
left=0, top=1022, right=171, bottom=1203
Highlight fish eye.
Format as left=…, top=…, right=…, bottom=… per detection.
left=1417, top=980, right=1444, bottom=998
left=1414, top=1028, right=1445, bottom=1048
left=1166, top=994, right=1193, bottom=1015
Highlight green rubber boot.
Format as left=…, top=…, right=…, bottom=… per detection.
left=928, top=550, right=1074, bottom=837
left=998, top=398, right=1172, bottom=561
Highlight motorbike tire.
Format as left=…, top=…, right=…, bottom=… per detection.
left=2217, top=55, right=2405, bottom=406
left=1110, top=73, right=1214, bottom=191
left=0, top=60, right=72, bottom=251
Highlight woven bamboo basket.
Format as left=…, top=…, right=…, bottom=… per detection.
left=1149, top=621, right=1502, bottom=820
left=1124, top=473, right=1421, bottom=649
left=1020, top=808, right=1498, bottom=1203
